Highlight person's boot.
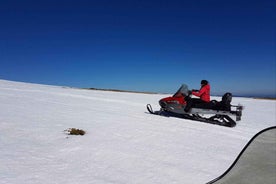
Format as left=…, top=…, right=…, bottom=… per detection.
left=184, top=97, right=191, bottom=113
left=184, top=107, right=190, bottom=113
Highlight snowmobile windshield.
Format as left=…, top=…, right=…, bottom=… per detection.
left=173, top=84, right=189, bottom=96
left=207, top=126, right=276, bottom=184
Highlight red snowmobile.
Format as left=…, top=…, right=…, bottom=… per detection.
left=147, top=84, right=243, bottom=127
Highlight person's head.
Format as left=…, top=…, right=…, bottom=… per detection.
left=201, top=80, right=208, bottom=86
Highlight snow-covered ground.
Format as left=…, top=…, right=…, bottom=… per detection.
left=0, top=79, right=275, bottom=184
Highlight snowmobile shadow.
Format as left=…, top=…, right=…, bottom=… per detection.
left=207, top=126, right=276, bottom=184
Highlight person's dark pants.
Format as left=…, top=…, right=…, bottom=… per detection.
left=184, top=97, right=205, bottom=112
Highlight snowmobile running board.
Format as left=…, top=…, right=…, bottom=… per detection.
left=146, top=104, right=241, bottom=127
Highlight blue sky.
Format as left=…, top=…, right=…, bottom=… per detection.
left=0, top=0, right=275, bottom=97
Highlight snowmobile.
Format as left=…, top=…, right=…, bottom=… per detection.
left=147, top=84, right=243, bottom=127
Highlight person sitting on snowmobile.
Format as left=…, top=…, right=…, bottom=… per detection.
left=184, top=80, right=210, bottom=112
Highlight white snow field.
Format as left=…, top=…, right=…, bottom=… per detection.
left=0, top=79, right=275, bottom=184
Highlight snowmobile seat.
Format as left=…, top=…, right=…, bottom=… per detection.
left=192, top=100, right=217, bottom=109
left=192, top=93, right=232, bottom=111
